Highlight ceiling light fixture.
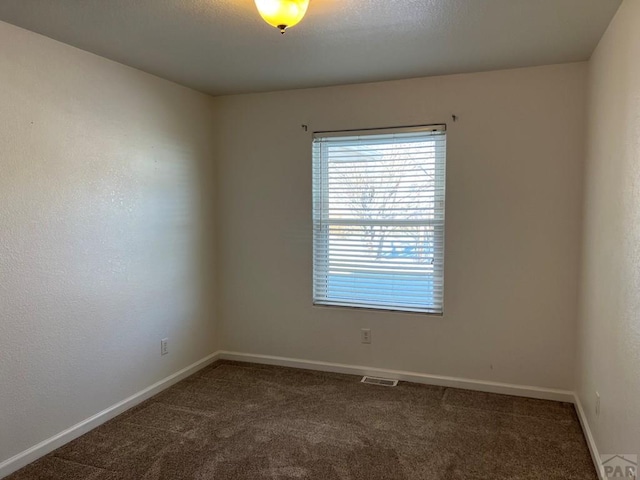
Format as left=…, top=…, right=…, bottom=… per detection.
left=254, top=0, right=310, bottom=34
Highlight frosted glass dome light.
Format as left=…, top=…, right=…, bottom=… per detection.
left=254, top=0, right=310, bottom=34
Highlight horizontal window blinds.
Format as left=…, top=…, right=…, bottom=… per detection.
left=312, top=126, right=446, bottom=314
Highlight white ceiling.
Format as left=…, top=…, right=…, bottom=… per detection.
left=0, top=0, right=621, bottom=96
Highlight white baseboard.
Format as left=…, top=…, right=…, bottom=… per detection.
left=1, top=350, right=594, bottom=480
left=217, top=351, right=575, bottom=403
left=0, top=351, right=221, bottom=479
left=574, top=394, right=604, bottom=480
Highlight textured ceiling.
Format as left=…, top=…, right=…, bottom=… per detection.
left=0, top=0, right=622, bottom=96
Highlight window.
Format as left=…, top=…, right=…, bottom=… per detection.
left=312, top=125, right=446, bottom=314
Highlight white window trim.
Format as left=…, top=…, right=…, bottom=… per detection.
left=312, top=124, right=447, bottom=315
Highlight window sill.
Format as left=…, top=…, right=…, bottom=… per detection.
left=312, top=302, right=444, bottom=317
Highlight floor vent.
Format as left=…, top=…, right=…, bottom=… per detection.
left=361, top=376, right=398, bottom=387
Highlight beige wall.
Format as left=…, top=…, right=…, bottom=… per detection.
left=0, top=21, right=218, bottom=466
left=215, top=63, right=586, bottom=390
left=578, top=0, right=640, bottom=456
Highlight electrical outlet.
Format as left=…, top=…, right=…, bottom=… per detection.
left=361, top=329, right=371, bottom=344
left=595, top=391, right=600, bottom=417
left=161, top=338, right=169, bottom=356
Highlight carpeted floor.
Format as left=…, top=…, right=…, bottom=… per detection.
left=7, top=361, right=597, bottom=480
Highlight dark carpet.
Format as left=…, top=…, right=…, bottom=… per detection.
left=7, top=361, right=597, bottom=480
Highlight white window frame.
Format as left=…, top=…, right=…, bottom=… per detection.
left=312, top=125, right=447, bottom=315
